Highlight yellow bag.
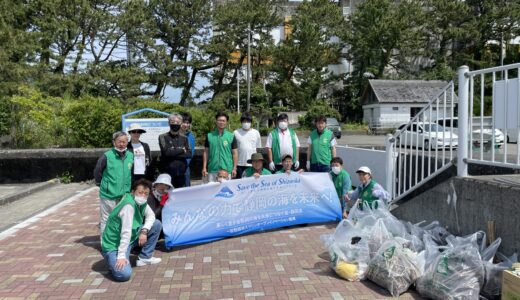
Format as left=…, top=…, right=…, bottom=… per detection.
left=335, top=260, right=359, bottom=281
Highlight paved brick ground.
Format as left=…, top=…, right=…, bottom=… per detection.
left=0, top=188, right=424, bottom=300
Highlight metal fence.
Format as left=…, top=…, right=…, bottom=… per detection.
left=386, top=81, right=457, bottom=202
left=458, top=63, right=520, bottom=174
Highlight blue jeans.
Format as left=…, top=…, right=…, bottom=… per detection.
left=310, top=163, right=330, bottom=173
left=185, top=167, right=191, bottom=187
left=102, top=219, right=162, bottom=282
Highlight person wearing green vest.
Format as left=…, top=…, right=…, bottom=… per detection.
left=242, top=153, right=272, bottom=178
left=276, top=154, right=304, bottom=175
left=94, top=131, right=134, bottom=238
left=346, top=166, right=390, bottom=215
left=329, top=157, right=352, bottom=219
left=307, top=116, right=337, bottom=172
left=101, top=179, right=162, bottom=282
left=267, top=113, right=301, bottom=173
left=202, top=111, right=238, bottom=182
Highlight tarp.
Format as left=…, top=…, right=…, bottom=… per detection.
left=162, top=172, right=341, bottom=247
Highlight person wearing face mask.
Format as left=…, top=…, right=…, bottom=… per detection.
left=233, top=112, right=262, bottom=179
left=127, top=123, right=152, bottom=182
left=94, top=131, right=134, bottom=238
left=329, top=157, right=352, bottom=219
left=346, top=166, right=390, bottom=214
left=266, top=113, right=300, bottom=173
left=180, top=113, right=196, bottom=187
left=158, top=113, right=192, bottom=188
left=101, top=179, right=162, bottom=282
left=146, top=174, right=173, bottom=221
left=307, top=116, right=337, bottom=172
left=216, top=169, right=230, bottom=183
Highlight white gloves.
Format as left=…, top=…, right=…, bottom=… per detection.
left=269, top=161, right=276, bottom=171
left=294, top=160, right=300, bottom=169
left=306, top=161, right=311, bottom=170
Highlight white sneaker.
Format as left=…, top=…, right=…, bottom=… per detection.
left=136, top=256, right=162, bottom=267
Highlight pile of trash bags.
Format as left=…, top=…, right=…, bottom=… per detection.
left=320, top=200, right=517, bottom=299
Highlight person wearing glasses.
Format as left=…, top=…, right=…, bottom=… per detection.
left=127, top=124, right=152, bottom=182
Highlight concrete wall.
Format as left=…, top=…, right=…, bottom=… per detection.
left=0, top=148, right=309, bottom=183
left=392, top=175, right=520, bottom=256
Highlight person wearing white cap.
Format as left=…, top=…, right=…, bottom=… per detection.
left=127, top=123, right=152, bottom=182
left=345, top=166, right=389, bottom=215
left=146, top=174, right=173, bottom=221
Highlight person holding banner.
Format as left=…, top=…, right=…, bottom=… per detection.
left=266, top=113, right=300, bottom=173
left=276, top=154, right=303, bottom=175
left=329, top=157, right=352, bottom=219
left=242, top=153, right=271, bottom=178
left=234, top=112, right=262, bottom=179
left=180, top=112, right=195, bottom=187
left=94, top=131, right=134, bottom=238
left=202, top=111, right=238, bottom=182
left=127, top=123, right=152, bottom=182
left=307, top=116, right=337, bottom=173
left=146, top=174, right=173, bottom=221
left=216, top=170, right=230, bottom=183
left=346, top=166, right=390, bottom=213
left=159, top=113, right=192, bottom=188
left=101, top=179, right=162, bottom=282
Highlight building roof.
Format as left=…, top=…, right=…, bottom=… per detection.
left=364, top=80, right=452, bottom=104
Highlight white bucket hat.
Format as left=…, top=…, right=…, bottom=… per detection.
left=356, top=166, right=372, bottom=175
left=153, top=174, right=173, bottom=188
left=128, top=123, right=147, bottom=133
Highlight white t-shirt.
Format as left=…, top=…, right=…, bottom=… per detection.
left=234, top=128, right=262, bottom=166
left=132, top=143, right=146, bottom=175
left=265, top=129, right=300, bottom=163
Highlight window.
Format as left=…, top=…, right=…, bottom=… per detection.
left=392, top=107, right=399, bottom=111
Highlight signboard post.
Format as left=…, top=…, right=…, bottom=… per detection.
left=122, top=108, right=171, bottom=151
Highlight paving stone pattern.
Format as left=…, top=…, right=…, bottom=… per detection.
left=0, top=190, right=425, bottom=300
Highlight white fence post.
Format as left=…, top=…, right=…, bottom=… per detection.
left=385, top=133, right=395, bottom=197
left=457, top=65, right=470, bottom=177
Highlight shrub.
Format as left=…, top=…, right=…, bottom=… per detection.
left=298, top=101, right=341, bottom=129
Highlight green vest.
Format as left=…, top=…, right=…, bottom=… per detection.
left=270, top=128, right=297, bottom=164
left=101, top=193, right=146, bottom=253
left=359, top=180, right=379, bottom=210
left=310, top=129, right=333, bottom=165
left=244, top=167, right=271, bottom=177
left=331, top=169, right=351, bottom=199
left=276, top=169, right=292, bottom=174
left=99, top=149, right=134, bottom=200
left=207, top=129, right=235, bottom=173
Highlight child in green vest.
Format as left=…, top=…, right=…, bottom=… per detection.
left=329, top=157, right=352, bottom=219
left=101, top=179, right=162, bottom=282
left=346, top=166, right=390, bottom=214
left=276, top=154, right=304, bottom=175
left=242, top=153, right=271, bottom=178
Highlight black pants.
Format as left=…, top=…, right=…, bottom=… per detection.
left=171, top=175, right=186, bottom=188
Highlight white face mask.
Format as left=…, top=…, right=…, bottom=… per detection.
left=153, top=189, right=164, bottom=200
left=242, top=122, right=251, bottom=130
left=331, top=166, right=342, bottom=175
left=115, top=147, right=127, bottom=153
left=134, top=195, right=147, bottom=205
left=218, top=178, right=227, bottom=183
left=278, top=122, right=288, bottom=130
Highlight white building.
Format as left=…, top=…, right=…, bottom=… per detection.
left=361, top=80, right=455, bottom=132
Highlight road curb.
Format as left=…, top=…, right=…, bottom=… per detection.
left=0, top=180, right=58, bottom=206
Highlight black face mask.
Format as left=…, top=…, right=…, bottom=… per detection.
left=170, top=124, right=181, bottom=132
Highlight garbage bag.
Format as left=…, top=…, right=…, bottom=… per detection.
left=416, top=233, right=485, bottom=300
left=366, top=240, right=423, bottom=297
left=368, top=219, right=393, bottom=259
left=481, top=250, right=517, bottom=299
left=321, top=219, right=370, bottom=281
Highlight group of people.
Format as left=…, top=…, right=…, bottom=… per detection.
left=93, top=111, right=389, bottom=281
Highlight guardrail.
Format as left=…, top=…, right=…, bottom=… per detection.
left=459, top=63, right=520, bottom=174
left=386, top=81, right=457, bottom=202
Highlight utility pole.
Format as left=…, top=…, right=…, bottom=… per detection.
left=237, top=67, right=240, bottom=113
left=247, top=23, right=251, bottom=112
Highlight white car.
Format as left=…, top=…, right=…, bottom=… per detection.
left=396, top=122, right=458, bottom=149
left=436, top=118, right=505, bottom=147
